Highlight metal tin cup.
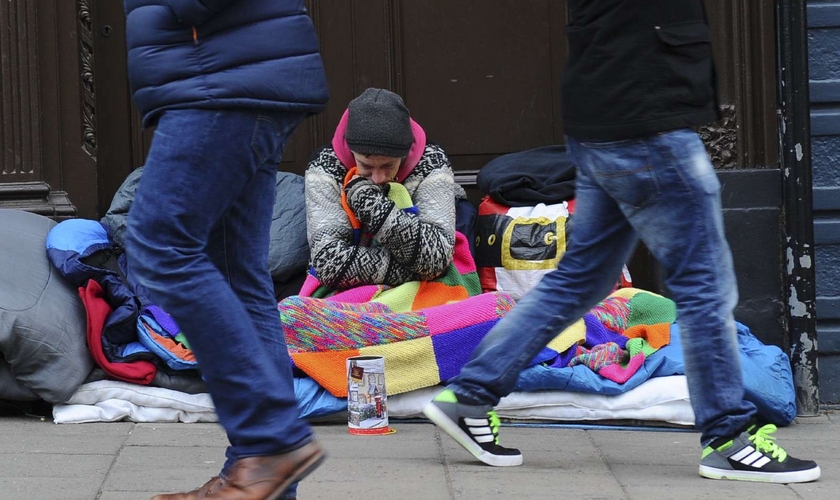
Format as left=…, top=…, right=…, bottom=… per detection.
left=346, top=355, right=389, bottom=435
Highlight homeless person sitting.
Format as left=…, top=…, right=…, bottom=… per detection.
left=279, top=89, right=516, bottom=399
left=303, top=87, right=465, bottom=291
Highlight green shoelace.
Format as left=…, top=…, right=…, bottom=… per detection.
left=749, top=424, right=787, bottom=462
left=488, top=410, right=502, bottom=445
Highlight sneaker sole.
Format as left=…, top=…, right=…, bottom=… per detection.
left=422, top=402, right=522, bottom=467
left=699, top=464, right=821, bottom=484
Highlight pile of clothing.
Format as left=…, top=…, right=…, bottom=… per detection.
left=0, top=147, right=801, bottom=429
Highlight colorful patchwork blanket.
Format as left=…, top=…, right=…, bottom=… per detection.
left=286, top=179, right=682, bottom=398
left=280, top=287, right=677, bottom=398
left=281, top=291, right=515, bottom=396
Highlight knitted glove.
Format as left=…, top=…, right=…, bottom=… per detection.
left=346, top=179, right=395, bottom=234
left=344, top=175, right=381, bottom=208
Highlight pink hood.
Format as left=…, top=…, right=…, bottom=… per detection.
left=331, top=109, right=427, bottom=183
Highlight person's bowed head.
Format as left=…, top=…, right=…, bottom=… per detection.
left=345, top=88, right=414, bottom=185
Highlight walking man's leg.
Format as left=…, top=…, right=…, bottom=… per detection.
left=582, top=129, right=818, bottom=483
left=426, top=129, right=819, bottom=483
left=424, top=156, right=639, bottom=466
left=126, top=109, right=325, bottom=499
left=205, top=113, right=307, bottom=500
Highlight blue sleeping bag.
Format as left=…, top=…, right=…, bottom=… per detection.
left=515, top=322, right=797, bottom=425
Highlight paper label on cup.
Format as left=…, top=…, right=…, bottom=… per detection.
left=347, top=356, right=388, bottom=433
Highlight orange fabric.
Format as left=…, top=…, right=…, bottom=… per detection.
left=292, top=349, right=360, bottom=396
left=143, top=324, right=197, bottom=363
left=412, top=281, right=470, bottom=310
left=340, top=166, right=363, bottom=230
left=623, top=322, right=671, bottom=349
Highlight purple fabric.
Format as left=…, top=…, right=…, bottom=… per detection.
left=583, top=313, right=628, bottom=349
left=143, top=305, right=180, bottom=338
left=431, top=320, right=499, bottom=382
left=548, top=347, right=579, bottom=368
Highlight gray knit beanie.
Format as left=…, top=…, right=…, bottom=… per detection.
left=345, top=88, right=414, bottom=158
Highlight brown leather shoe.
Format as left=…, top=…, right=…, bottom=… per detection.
left=151, top=475, right=224, bottom=499
left=203, top=441, right=324, bottom=500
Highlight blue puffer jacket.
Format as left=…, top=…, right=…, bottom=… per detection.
left=124, top=0, right=329, bottom=126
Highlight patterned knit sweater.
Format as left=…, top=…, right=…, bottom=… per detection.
left=305, top=144, right=459, bottom=289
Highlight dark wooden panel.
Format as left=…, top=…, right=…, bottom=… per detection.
left=37, top=1, right=62, bottom=193
left=91, top=0, right=135, bottom=215
left=400, top=0, right=564, bottom=159
left=311, top=0, right=356, bottom=137
left=0, top=0, right=40, bottom=180
left=292, top=0, right=568, bottom=176
left=59, top=0, right=99, bottom=218
left=705, top=0, right=778, bottom=169
left=0, top=1, right=100, bottom=218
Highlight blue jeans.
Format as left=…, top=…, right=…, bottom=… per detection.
left=125, top=109, right=309, bottom=498
left=450, top=129, right=756, bottom=445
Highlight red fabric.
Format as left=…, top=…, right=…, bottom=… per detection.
left=478, top=266, right=497, bottom=293
left=78, top=279, right=157, bottom=385
left=477, top=196, right=511, bottom=216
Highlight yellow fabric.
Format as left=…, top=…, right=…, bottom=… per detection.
left=611, top=287, right=663, bottom=300
left=546, top=318, right=586, bottom=353
left=361, top=337, right=440, bottom=395
left=372, top=281, right=422, bottom=312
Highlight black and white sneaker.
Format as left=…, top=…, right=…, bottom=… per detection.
left=422, top=389, right=522, bottom=467
left=699, top=422, right=820, bottom=483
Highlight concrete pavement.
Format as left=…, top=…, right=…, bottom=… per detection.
left=1, top=412, right=838, bottom=500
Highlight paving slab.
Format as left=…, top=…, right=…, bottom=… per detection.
left=0, top=476, right=105, bottom=500
left=103, top=445, right=228, bottom=493
left=126, top=423, right=229, bottom=448
left=0, top=419, right=133, bottom=455
left=1, top=412, right=839, bottom=499
left=617, top=463, right=810, bottom=500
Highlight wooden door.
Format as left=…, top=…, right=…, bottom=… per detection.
left=2, top=0, right=779, bottom=219
left=71, top=0, right=572, bottom=211
left=303, top=0, right=567, bottom=185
